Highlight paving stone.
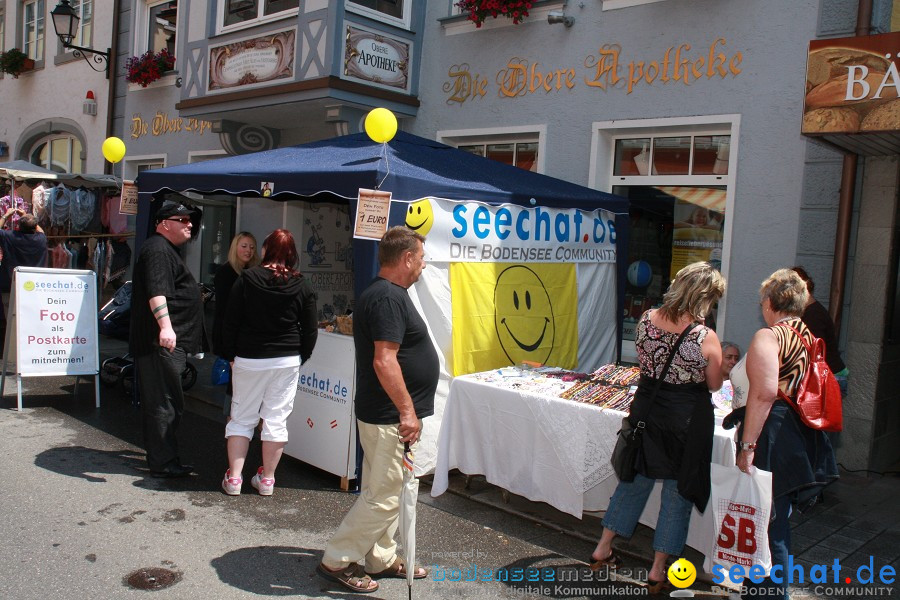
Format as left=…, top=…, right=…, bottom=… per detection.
left=800, top=544, right=850, bottom=564
left=855, top=532, right=900, bottom=564
left=818, top=532, right=866, bottom=554
left=835, top=527, right=881, bottom=544
left=792, top=533, right=818, bottom=555
left=847, top=517, right=888, bottom=534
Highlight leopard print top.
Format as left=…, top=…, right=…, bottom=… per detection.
left=635, top=310, right=709, bottom=384
left=771, top=317, right=814, bottom=398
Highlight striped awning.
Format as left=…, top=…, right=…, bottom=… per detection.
left=656, top=186, right=726, bottom=212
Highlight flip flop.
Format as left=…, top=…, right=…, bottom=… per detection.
left=316, top=563, right=379, bottom=593
left=589, top=551, right=622, bottom=570
left=368, top=557, right=428, bottom=579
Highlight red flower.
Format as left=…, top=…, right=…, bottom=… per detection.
left=125, top=49, right=176, bottom=87
left=456, top=0, right=531, bottom=27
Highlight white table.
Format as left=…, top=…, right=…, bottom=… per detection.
left=431, top=374, right=737, bottom=559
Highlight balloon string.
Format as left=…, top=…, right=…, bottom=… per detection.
left=375, top=142, right=390, bottom=190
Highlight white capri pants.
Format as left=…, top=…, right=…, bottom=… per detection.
left=225, top=356, right=300, bottom=442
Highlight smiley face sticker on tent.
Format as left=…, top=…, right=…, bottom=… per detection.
left=405, top=199, right=434, bottom=237
left=493, top=265, right=556, bottom=365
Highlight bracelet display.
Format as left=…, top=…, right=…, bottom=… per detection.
left=737, top=440, right=757, bottom=451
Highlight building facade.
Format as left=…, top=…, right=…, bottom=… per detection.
left=407, top=0, right=899, bottom=471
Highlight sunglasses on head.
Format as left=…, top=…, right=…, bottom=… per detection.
left=166, top=216, right=192, bottom=224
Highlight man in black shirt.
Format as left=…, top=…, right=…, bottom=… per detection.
left=318, top=226, right=438, bottom=594
left=130, top=201, right=202, bottom=478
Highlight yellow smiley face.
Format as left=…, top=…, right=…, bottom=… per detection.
left=23, top=281, right=35, bottom=291
left=405, top=199, right=434, bottom=237
left=667, top=558, right=697, bottom=589
left=493, top=265, right=555, bottom=366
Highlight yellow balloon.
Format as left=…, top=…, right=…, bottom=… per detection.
left=364, top=108, right=398, bottom=143
left=102, top=136, right=126, bottom=163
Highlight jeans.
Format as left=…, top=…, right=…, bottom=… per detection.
left=136, top=346, right=187, bottom=471
left=602, top=473, right=693, bottom=556
left=742, top=494, right=792, bottom=600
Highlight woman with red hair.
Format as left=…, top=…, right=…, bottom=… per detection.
left=219, top=229, right=318, bottom=496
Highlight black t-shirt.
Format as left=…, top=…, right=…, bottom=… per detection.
left=354, top=277, right=439, bottom=424
left=801, top=300, right=846, bottom=373
left=129, top=234, right=202, bottom=357
left=211, top=263, right=239, bottom=356
left=0, top=230, right=47, bottom=292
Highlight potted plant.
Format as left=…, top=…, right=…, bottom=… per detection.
left=125, top=48, right=176, bottom=87
left=0, top=48, right=35, bottom=78
left=456, top=0, right=533, bottom=27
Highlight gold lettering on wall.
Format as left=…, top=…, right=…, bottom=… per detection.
left=446, top=37, right=743, bottom=104
left=444, top=63, right=488, bottom=104
left=130, top=112, right=212, bottom=139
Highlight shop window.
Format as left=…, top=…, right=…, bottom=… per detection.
left=221, top=0, right=298, bottom=30
left=136, top=161, right=164, bottom=174
left=23, top=0, right=44, bottom=61
left=30, top=136, right=83, bottom=173
left=347, top=0, right=409, bottom=28
left=69, top=0, right=92, bottom=48
left=458, top=141, right=538, bottom=171
left=613, top=134, right=730, bottom=176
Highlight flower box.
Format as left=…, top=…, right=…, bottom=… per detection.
left=456, top=0, right=533, bottom=28
left=0, top=49, right=36, bottom=78
left=125, top=49, right=176, bottom=87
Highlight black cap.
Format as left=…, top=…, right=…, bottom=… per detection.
left=156, top=200, right=193, bottom=223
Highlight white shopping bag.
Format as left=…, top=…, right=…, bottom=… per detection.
left=710, top=463, right=773, bottom=575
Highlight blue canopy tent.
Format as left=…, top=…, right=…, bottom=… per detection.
left=136, top=131, right=630, bottom=358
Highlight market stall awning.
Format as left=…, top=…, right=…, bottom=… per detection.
left=656, top=186, right=726, bottom=212
left=0, top=160, right=121, bottom=188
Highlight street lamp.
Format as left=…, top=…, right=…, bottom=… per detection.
left=51, top=0, right=110, bottom=77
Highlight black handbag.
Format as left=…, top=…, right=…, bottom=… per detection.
left=611, top=323, right=694, bottom=481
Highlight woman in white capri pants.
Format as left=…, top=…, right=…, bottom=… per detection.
left=219, top=228, right=318, bottom=496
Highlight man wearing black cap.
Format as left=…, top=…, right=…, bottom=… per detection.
left=130, top=200, right=202, bottom=478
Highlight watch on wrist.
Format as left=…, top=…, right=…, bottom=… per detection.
left=738, top=441, right=757, bottom=451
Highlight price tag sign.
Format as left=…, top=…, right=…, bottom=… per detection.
left=353, top=188, right=392, bottom=240
left=120, top=181, right=138, bottom=215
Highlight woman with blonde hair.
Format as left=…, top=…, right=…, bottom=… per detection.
left=591, top=262, right=725, bottom=593
left=212, top=232, right=260, bottom=413
left=730, top=269, right=837, bottom=599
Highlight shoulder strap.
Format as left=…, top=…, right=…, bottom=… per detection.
left=773, top=322, right=813, bottom=354
left=633, top=322, right=695, bottom=423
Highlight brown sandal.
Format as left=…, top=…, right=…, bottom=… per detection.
left=589, top=551, right=622, bottom=570
left=316, top=563, right=379, bottom=593
left=368, top=557, right=428, bottom=579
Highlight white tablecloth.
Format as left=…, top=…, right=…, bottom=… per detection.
left=431, top=374, right=737, bottom=558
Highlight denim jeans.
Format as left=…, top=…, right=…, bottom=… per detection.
left=602, top=473, right=693, bottom=556
left=742, top=494, right=791, bottom=600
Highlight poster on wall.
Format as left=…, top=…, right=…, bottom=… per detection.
left=299, top=203, right=354, bottom=321
left=670, top=198, right=724, bottom=274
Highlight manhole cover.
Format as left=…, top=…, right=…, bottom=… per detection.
left=124, top=567, right=182, bottom=591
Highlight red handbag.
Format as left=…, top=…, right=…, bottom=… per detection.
left=775, top=323, right=843, bottom=432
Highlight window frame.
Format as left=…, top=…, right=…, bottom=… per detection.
left=70, top=0, right=92, bottom=48
left=437, top=125, right=547, bottom=173
left=131, top=0, right=179, bottom=88
left=346, top=0, right=411, bottom=30
left=590, top=115, right=740, bottom=358
left=0, top=5, right=6, bottom=79
left=29, top=135, right=84, bottom=173
left=22, top=0, right=45, bottom=62
left=216, top=0, right=299, bottom=35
